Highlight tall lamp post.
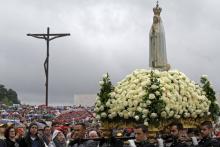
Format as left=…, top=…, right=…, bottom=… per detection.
left=27, top=27, right=70, bottom=106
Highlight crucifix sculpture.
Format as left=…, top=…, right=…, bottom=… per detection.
left=27, top=27, right=70, bottom=106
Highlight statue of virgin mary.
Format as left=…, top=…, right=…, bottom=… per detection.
left=149, top=2, right=170, bottom=71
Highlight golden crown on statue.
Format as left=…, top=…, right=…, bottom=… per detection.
left=153, top=1, right=162, bottom=16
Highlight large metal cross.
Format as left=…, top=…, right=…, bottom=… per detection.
left=27, top=27, right=70, bottom=106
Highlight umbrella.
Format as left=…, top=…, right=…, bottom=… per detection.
left=1, top=111, right=9, bottom=116
left=35, top=122, right=46, bottom=130
left=0, top=119, right=21, bottom=126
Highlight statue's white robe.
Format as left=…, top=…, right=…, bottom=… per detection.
left=149, top=17, right=168, bottom=71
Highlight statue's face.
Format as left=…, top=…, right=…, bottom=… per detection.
left=153, top=16, right=159, bottom=24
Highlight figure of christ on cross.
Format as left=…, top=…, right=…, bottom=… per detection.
left=27, top=27, right=70, bottom=106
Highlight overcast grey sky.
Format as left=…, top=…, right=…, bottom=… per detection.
left=0, top=0, right=220, bottom=105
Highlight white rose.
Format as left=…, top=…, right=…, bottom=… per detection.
left=146, top=100, right=151, bottom=105
left=143, top=109, right=149, bottom=115
left=135, top=115, right=140, bottom=121
left=161, top=87, right=166, bottom=91
left=99, top=80, right=104, bottom=86
left=142, top=114, right=147, bottom=118
left=111, top=99, right=116, bottom=104
left=108, top=109, right=112, bottom=113
left=165, top=107, right=170, bottom=113
left=142, top=103, right=147, bottom=108
left=155, top=91, right=161, bottom=96
left=144, top=121, right=149, bottom=126
left=118, top=112, right=123, bottom=117
left=96, top=115, right=101, bottom=120
left=201, top=75, right=208, bottom=79
left=117, top=88, right=122, bottom=94
left=128, top=111, right=133, bottom=117
left=133, top=100, right=139, bottom=107
left=103, top=73, right=108, bottom=78
left=150, top=113, right=157, bottom=118
left=199, top=113, right=204, bottom=117
left=141, top=81, right=147, bottom=87
left=123, top=101, right=128, bottom=107
left=146, top=80, right=151, bottom=86
left=139, top=103, right=143, bottom=107
left=151, top=85, right=158, bottom=90
left=108, top=114, right=113, bottom=119
left=130, top=84, right=136, bottom=90
left=124, top=112, right=129, bottom=119
left=154, top=70, right=160, bottom=76
left=137, top=107, right=142, bottom=112
left=96, top=96, right=100, bottom=101
left=174, top=115, right=180, bottom=119
left=101, top=112, right=107, bottom=118
left=149, top=94, right=156, bottom=100
left=110, top=92, right=116, bottom=98
left=139, top=92, right=146, bottom=97
left=96, top=100, right=101, bottom=106
left=184, top=112, right=190, bottom=118
left=169, top=111, right=174, bottom=117
left=133, top=79, right=139, bottom=84
left=196, top=110, right=202, bottom=115
left=133, top=70, right=139, bottom=75
left=94, top=107, right=100, bottom=112
left=100, top=105, right=104, bottom=111
left=128, top=101, right=133, bottom=107
left=191, top=112, right=197, bottom=118
left=112, top=112, right=117, bottom=117
left=106, top=101, right=111, bottom=107
left=179, top=110, right=183, bottom=115
left=161, top=111, right=167, bottom=118
left=109, top=104, right=114, bottom=109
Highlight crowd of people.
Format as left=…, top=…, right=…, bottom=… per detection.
left=1, top=104, right=220, bottom=146
left=1, top=116, right=220, bottom=146
left=0, top=104, right=94, bottom=124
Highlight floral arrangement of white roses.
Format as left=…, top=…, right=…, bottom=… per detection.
left=95, top=69, right=220, bottom=127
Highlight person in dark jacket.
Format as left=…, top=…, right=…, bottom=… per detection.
left=4, top=125, right=19, bottom=147
left=169, top=121, right=189, bottom=147
left=89, top=136, right=124, bottom=147
left=68, top=123, right=94, bottom=147
left=19, top=122, right=45, bottom=147
left=196, top=121, right=220, bottom=147
left=42, top=125, right=51, bottom=146
left=88, top=127, right=124, bottom=147
left=129, top=124, right=155, bottom=147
